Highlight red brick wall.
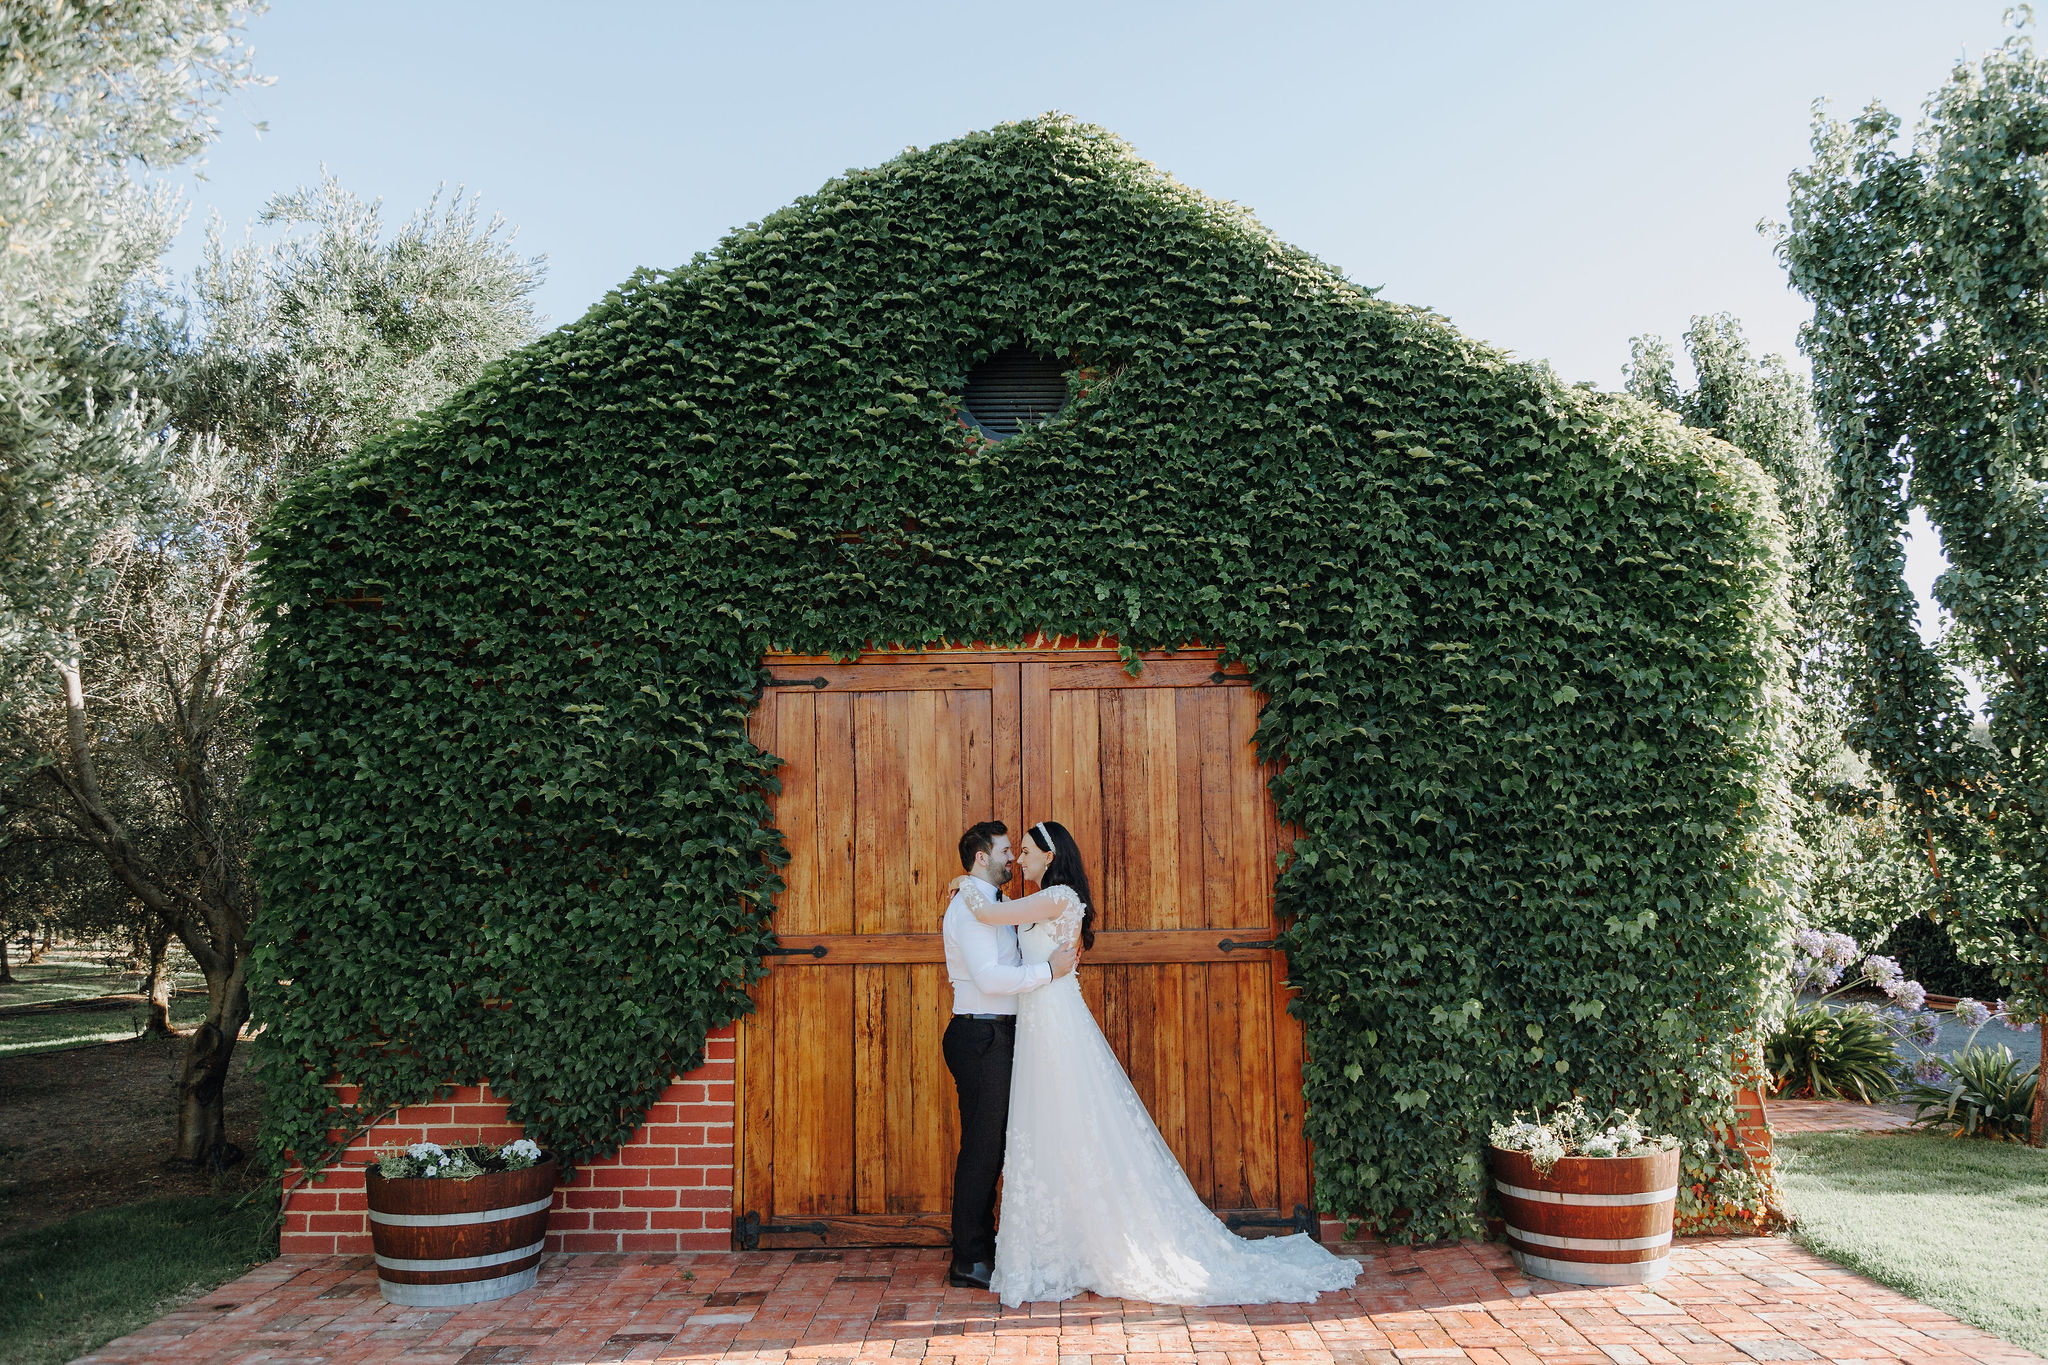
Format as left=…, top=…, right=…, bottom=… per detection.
left=280, top=1024, right=736, bottom=1254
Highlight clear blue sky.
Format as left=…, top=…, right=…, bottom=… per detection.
left=172, top=0, right=2007, bottom=652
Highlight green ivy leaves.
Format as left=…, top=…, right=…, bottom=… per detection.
left=248, top=115, right=1791, bottom=1239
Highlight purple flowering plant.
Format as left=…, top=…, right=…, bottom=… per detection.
left=1771, top=921, right=2034, bottom=1101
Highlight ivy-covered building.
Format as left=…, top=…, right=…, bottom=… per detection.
left=257, top=116, right=1789, bottom=1255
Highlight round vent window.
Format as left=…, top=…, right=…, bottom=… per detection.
left=960, top=348, right=1068, bottom=439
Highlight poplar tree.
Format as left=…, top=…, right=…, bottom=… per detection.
left=1626, top=317, right=1933, bottom=949
left=1779, top=21, right=2048, bottom=1144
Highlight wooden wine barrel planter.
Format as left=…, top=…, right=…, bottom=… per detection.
left=365, top=1157, right=557, bottom=1306
left=1488, top=1145, right=1678, bottom=1286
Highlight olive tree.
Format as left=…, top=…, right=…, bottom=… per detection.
left=1779, top=23, right=2048, bottom=1143
left=2, top=179, right=543, bottom=1162
left=1, top=0, right=261, bottom=686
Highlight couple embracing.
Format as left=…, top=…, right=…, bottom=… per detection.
left=940, top=819, right=1359, bottom=1307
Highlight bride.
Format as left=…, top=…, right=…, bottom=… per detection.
left=950, top=820, right=1359, bottom=1307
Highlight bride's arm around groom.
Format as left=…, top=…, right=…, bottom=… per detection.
left=949, top=875, right=1072, bottom=929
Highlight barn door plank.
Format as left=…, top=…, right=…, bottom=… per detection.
left=1236, top=957, right=1279, bottom=1208
left=815, top=694, right=856, bottom=933
left=909, top=962, right=955, bottom=1214
left=1229, top=689, right=1267, bottom=926
left=1179, top=962, right=1214, bottom=1201
left=745, top=648, right=1301, bottom=1246
left=741, top=970, right=775, bottom=1227
left=1272, top=955, right=1313, bottom=1218
left=1199, top=688, right=1240, bottom=924
left=853, top=965, right=886, bottom=1214
left=880, top=962, right=915, bottom=1212
left=993, top=664, right=1024, bottom=898
left=1207, top=960, right=1247, bottom=1204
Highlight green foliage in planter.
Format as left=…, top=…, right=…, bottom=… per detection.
left=248, top=116, right=1794, bottom=1240
left=1766, top=1002, right=1903, bottom=1102
left=1907, top=1045, right=2042, bottom=1140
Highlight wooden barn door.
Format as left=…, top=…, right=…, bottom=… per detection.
left=737, top=649, right=1308, bottom=1249
left=1025, top=658, right=1311, bottom=1231
left=738, top=661, right=1018, bottom=1248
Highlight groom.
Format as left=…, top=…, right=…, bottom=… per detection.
left=941, top=819, right=1078, bottom=1290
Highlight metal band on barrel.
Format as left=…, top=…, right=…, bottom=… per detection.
left=1493, top=1181, right=1678, bottom=1207
left=368, top=1195, right=554, bottom=1227
left=376, top=1263, right=540, bottom=1306
left=1503, top=1223, right=1673, bottom=1251
left=1509, top=1250, right=1670, bottom=1285
left=373, top=1237, right=546, bottom=1273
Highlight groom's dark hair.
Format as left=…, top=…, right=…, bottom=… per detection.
left=958, top=820, right=1008, bottom=871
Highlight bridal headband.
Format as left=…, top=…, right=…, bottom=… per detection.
left=1034, top=822, right=1053, bottom=851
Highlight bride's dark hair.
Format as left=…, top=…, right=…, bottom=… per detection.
left=1027, top=820, right=1095, bottom=949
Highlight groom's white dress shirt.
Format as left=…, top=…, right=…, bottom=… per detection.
left=943, top=878, right=1050, bottom=1015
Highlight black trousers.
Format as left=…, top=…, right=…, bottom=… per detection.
left=942, top=1014, right=1014, bottom=1266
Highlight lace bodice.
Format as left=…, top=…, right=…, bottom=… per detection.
left=959, top=880, right=1085, bottom=966
left=1017, top=884, right=1085, bottom=966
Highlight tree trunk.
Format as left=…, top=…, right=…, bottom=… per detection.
left=2034, top=1023, right=2045, bottom=1148
left=0, top=931, right=11, bottom=984
left=172, top=954, right=249, bottom=1167
left=141, top=922, right=175, bottom=1035
left=26, top=925, right=48, bottom=964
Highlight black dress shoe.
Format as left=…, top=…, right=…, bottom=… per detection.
left=948, top=1259, right=994, bottom=1290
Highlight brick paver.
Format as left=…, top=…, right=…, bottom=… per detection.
left=1766, top=1100, right=1916, bottom=1134
left=77, top=1237, right=2039, bottom=1365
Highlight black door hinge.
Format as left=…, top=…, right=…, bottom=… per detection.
left=734, top=1209, right=830, bottom=1251
left=1217, top=937, right=1279, bottom=953
left=1225, top=1203, right=1317, bottom=1239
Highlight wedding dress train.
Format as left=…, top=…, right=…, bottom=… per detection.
left=981, top=883, right=1360, bottom=1307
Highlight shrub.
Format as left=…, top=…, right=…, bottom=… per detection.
left=1767, top=1002, right=1903, bottom=1102
left=1876, top=913, right=2003, bottom=1000
left=1906, top=1045, right=2042, bottom=1140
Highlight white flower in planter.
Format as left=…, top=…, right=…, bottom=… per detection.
left=1490, top=1099, right=1675, bottom=1173
left=378, top=1136, right=542, bottom=1179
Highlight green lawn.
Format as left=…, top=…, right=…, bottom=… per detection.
left=0, top=949, right=204, bottom=1009
left=1775, top=1131, right=2048, bottom=1355
left=0, top=1195, right=277, bottom=1365
left=0, top=996, right=211, bottom=1056
left=0, top=947, right=211, bottom=1056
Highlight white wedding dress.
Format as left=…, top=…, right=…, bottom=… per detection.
left=978, top=882, right=1360, bottom=1307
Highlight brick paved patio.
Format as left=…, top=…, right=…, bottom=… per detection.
left=1763, top=1101, right=1916, bottom=1135
left=78, top=1237, right=2040, bottom=1365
